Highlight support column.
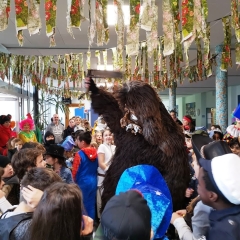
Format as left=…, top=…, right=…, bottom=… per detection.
left=215, top=44, right=228, bottom=132
left=169, top=83, right=176, bottom=111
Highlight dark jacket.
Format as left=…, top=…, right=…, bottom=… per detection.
left=63, top=126, right=74, bottom=140
left=7, top=148, right=17, bottom=161
left=207, top=205, right=240, bottom=240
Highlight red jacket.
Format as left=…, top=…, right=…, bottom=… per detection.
left=0, top=125, right=17, bottom=155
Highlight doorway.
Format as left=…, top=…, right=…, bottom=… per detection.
left=65, top=103, right=84, bottom=127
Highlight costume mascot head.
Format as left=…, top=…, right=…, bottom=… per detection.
left=86, top=78, right=190, bottom=211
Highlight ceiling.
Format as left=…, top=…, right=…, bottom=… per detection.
left=0, top=0, right=238, bottom=98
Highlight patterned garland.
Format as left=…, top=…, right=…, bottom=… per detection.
left=0, top=0, right=10, bottom=31
left=45, top=0, right=58, bottom=47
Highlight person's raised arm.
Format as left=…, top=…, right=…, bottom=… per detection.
left=85, top=77, right=123, bottom=134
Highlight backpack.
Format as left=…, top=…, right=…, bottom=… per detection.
left=0, top=208, right=33, bottom=240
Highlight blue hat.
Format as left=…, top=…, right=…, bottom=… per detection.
left=233, top=104, right=240, bottom=119
left=60, top=136, right=75, bottom=151
left=116, top=165, right=172, bottom=239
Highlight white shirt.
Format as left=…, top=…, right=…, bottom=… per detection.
left=97, top=143, right=116, bottom=186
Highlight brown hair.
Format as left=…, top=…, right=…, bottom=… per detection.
left=22, top=142, right=46, bottom=153
left=12, top=138, right=23, bottom=146
left=7, top=137, right=16, bottom=150
left=0, top=167, right=4, bottom=181
left=11, top=148, right=43, bottom=179
left=29, top=183, right=83, bottom=240
left=21, top=168, right=62, bottom=191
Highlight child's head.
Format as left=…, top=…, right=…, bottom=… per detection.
left=11, top=148, right=46, bottom=179
left=44, top=131, right=55, bottom=145
left=0, top=167, right=5, bottom=189
left=74, top=116, right=81, bottom=126
left=102, top=129, right=112, bottom=145
left=21, top=168, right=62, bottom=204
left=198, top=154, right=240, bottom=209
left=29, top=183, right=83, bottom=240
left=95, top=131, right=103, bottom=144
left=0, top=156, right=14, bottom=178
left=228, top=138, right=240, bottom=156
left=12, top=138, right=23, bottom=150
left=22, top=142, right=46, bottom=153
left=101, top=190, right=152, bottom=240
left=45, top=145, right=66, bottom=168
left=185, top=135, right=192, bottom=149
left=76, top=131, right=92, bottom=148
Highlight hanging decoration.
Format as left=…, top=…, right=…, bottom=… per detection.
left=102, top=50, right=107, bottom=70
left=114, top=0, right=124, bottom=70
left=0, top=0, right=10, bottom=31
left=153, top=46, right=159, bottom=88
left=102, top=0, right=109, bottom=44
left=236, top=43, right=240, bottom=65
left=181, top=0, right=194, bottom=42
left=45, top=0, right=58, bottom=47
left=126, top=0, right=140, bottom=56
left=221, top=16, right=232, bottom=72
left=95, top=50, right=101, bottom=67
left=112, top=48, right=117, bottom=70
left=162, top=0, right=174, bottom=56
left=231, top=0, right=240, bottom=42
left=146, top=2, right=158, bottom=58
left=144, top=45, right=149, bottom=83
left=28, top=0, right=41, bottom=36
left=95, top=0, right=105, bottom=46
left=88, top=0, right=96, bottom=46
left=66, top=0, right=81, bottom=38
left=125, top=54, right=131, bottom=80
left=203, top=23, right=212, bottom=77
left=0, top=0, right=239, bottom=94
left=15, top=0, right=29, bottom=46
left=183, top=0, right=207, bottom=70
left=86, top=51, right=91, bottom=69
left=196, top=33, right=203, bottom=80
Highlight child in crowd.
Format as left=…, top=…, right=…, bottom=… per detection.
left=6, top=137, right=16, bottom=160
left=197, top=154, right=240, bottom=239
left=74, top=117, right=84, bottom=132
left=171, top=138, right=239, bottom=240
left=228, top=137, right=240, bottom=156
left=45, top=145, right=73, bottom=184
left=13, top=138, right=23, bottom=151
left=44, top=131, right=55, bottom=147
left=0, top=156, right=20, bottom=205
left=29, top=182, right=93, bottom=240
left=94, top=131, right=103, bottom=147
left=72, top=131, right=98, bottom=220
left=0, top=168, right=62, bottom=240
left=11, top=148, right=46, bottom=180
left=97, top=129, right=115, bottom=218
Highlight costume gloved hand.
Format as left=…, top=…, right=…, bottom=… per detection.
left=85, top=77, right=99, bottom=94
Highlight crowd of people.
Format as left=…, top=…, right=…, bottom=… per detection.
left=0, top=79, right=240, bottom=240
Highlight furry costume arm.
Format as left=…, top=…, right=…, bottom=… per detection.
left=87, top=78, right=123, bottom=134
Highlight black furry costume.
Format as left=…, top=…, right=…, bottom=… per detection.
left=88, top=79, right=190, bottom=211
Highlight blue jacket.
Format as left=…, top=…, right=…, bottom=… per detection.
left=207, top=205, right=240, bottom=240
left=60, top=166, right=74, bottom=184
